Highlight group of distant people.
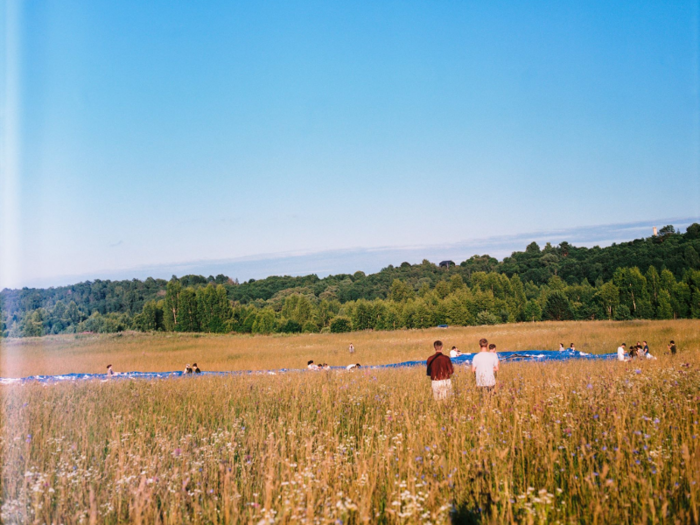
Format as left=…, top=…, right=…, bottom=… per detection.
left=448, top=346, right=469, bottom=357
left=102, top=336, right=681, bottom=385
left=184, top=363, right=202, bottom=374
left=617, top=340, right=677, bottom=361
left=308, top=360, right=361, bottom=371
left=426, top=339, right=499, bottom=400
left=305, top=342, right=360, bottom=370
left=105, top=362, right=203, bottom=376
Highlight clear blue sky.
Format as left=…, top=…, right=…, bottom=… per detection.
left=2, top=0, right=699, bottom=288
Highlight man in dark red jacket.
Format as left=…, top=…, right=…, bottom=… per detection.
left=427, top=340, right=454, bottom=400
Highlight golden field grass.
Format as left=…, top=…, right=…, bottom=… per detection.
left=1, top=320, right=699, bottom=523
left=1, top=352, right=699, bottom=524
left=1, top=319, right=698, bottom=378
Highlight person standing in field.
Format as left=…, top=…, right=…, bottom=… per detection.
left=558, top=343, right=565, bottom=352
left=426, top=340, right=454, bottom=401
left=471, top=338, right=499, bottom=391
left=106, top=364, right=115, bottom=376
left=617, top=343, right=628, bottom=362
left=668, top=340, right=677, bottom=355
left=349, top=343, right=355, bottom=354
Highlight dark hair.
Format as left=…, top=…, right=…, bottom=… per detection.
left=451, top=346, right=456, bottom=349
left=621, top=343, right=626, bottom=346
left=192, top=363, right=197, bottom=367
left=356, top=363, right=361, bottom=367
left=488, top=344, right=496, bottom=350
left=479, top=338, right=488, bottom=348
left=570, top=343, right=575, bottom=346
left=670, top=340, right=675, bottom=344
left=307, top=360, right=314, bottom=365
left=434, top=340, right=443, bottom=349
left=106, top=364, right=112, bottom=368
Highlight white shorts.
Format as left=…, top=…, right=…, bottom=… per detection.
left=431, top=379, right=453, bottom=400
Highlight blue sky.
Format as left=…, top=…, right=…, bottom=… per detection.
left=2, top=1, right=699, bottom=288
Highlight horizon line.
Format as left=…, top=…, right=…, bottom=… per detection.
left=4, top=216, right=699, bottom=291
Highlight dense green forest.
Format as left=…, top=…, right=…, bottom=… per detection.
left=2, top=223, right=700, bottom=338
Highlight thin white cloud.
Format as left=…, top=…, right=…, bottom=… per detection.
left=10, top=216, right=698, bottom=290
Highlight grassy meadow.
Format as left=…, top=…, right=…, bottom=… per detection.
left=1, top=319, right=698, bottom=378
left=1, top=320, right=699, bottom=523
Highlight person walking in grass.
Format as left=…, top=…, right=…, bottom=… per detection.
left=426, top=340, right=454, bottom=401
left=349, top=343, right=355, bottom=354
left=471, top=338, right=499, bottom=392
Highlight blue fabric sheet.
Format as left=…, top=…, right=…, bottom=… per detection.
left=0, top=350, right=616, bottom=385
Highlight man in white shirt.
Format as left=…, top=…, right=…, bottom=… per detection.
left=617, top=343, right=628, bottom=362
left=471, top=338, right=499, bottom=391
left=449, top=346, right=463, bottom=358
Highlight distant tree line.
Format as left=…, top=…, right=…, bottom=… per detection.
left=2, top=224, right=699, bottom=337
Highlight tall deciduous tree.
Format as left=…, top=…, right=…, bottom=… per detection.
left=163, top=279, right=182, bottom=331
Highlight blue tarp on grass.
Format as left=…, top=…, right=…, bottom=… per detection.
left=0, top=350, right=617, bottom=385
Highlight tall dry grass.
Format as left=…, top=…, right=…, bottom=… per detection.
left=1, top=319, right=698, bottom=378
left=2, top=351, right=699, bottom=523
